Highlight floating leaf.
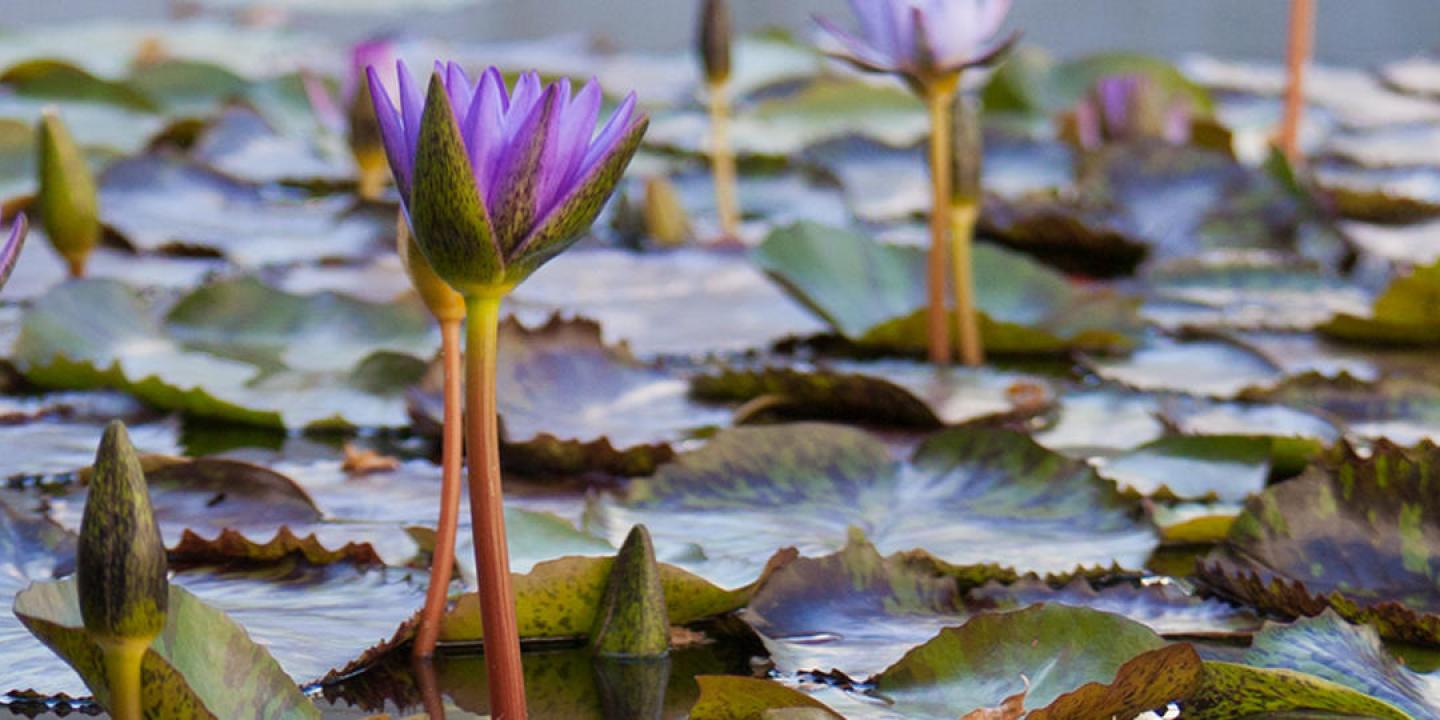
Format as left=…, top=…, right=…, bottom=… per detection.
left=1321, top=259, right=1440, bottom=346
left=1252, top=371, right=1440, bottom=445
left=1085, top=335, right=1282, bottom=399
left=410, top=317, right=730, bottom=476
left=1199, top=441, right=1440, bottom=644
left=689, top=676, right=842, bottom=720
left=0, top=500, right=82, bottom=698
left=15, top=278, right=431, bottom=428
left=587, top=423, right=1157, bottom=590
left=14, top=578, right=318, bottom=718
left=870, top=604, right=1203, bottom=720
left=967, top=578, right=1260, bottom=638
left=756, top=223, right=1141, bottom=357
left=984, top=49, right=1212, bottom=118
left=1096, top=435, right=1276, bottom=502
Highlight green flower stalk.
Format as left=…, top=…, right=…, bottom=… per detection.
left=37, top=109, right=100, bottom=278
left=948, top=93, right=983, bottom=366
left=78, top=421, right=168, bottom=720
left=816, top=0, right=1016, bottom=366
left=370, top=60, right=647, bottom=718
left=698, top=0, right=741, bottom=239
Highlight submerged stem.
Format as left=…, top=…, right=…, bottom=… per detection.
left=707, top=80, right=741, bottom=240
left=949, top=200, right=984, bottom=366
left=1280, top=0, right=1314, bottom=163
left=464, top=295, right=528, bottom=719
left=100, top=637, right=148, bottom=720
left=925, top=83, right=957, bottom=365
left=413, top=317, right=464, bottom=660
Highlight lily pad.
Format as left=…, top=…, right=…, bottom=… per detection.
left=1085, top=334, right=1283, bottom=399
left=0, top=499, right=81, bottom=698
left=756, top=222, right=1142, bottom=357
left=14, top=278, right=432, bottom=428
left=585, top=423, right=1158, bottom=590
left=1145, top=258, right=1372, bottom=333
left=1199, top=440, right=1440, bottom=644
left=14, top=578, right=318, bottom=717
left=99, top=154, right=388, bottom=266
left=1321, top=259, right=1440, bottom=346
left=409, top=316, right=731, bottom=476
left=1095, top=435, right=1275, bottom=502
left=967, top=578, right=1261, bottom=638
left=689, top=676, right=842, bottom=720
left=1253, top=371, right=1440, bottom=445
left=870, top=604, right=1204, bottom=720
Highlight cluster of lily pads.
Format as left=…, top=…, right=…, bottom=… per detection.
left=4, top=0, right=1440, bottom=718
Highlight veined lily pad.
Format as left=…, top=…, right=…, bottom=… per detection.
left=14, top=278, right=432, bottom=428
left=756, top=223, right=1142, bottom=357
left=1199, top=441, right=1440, bottom=644
left=0, top=500, right=81, bottom=699
left=968, top=578, right=1260, bottom=638
left=14, top=578, right=318, bottom=718
left=870, top=604, right=1204, bottom=720
left=585, top=423, right=1158, bottom=590
left=409, top=316, right=731, bottom=476
left=690, top=676, right=842, bottom=720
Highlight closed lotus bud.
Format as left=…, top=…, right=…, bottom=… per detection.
left=37, top=108, right=100, bottom=278
left=590, top=525, right=670, bottom=658
left=397, top=214, right=465, bottom=322
left=78, top=421, right=168, bottom=644
left=950, top=94, right=983, bottom=205
left=698, top=0, right=732, bottom=86
left=643, top=176, right=691, bottom=246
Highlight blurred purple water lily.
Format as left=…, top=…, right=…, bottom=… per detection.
left=1073, top=73, right=1192, bottom=151
left=815, top=0, right=1017, bottom=90
left=304, top=38, right=398, bottom=134
left=0, top=213, right=28, bottom=292
left=369, top=61, right=648, bottom=292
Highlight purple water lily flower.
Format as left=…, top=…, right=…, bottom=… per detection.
left=304, top=38, right=398, bottom=136
left=816, top=0, right=1017, bottom=90
left=368, top=61, right=648, bottom=292
left=1074, top=74, right=1192, bottom=151
left=0, top=213, right=28, bottom=292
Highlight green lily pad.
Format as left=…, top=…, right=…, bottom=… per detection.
left=2, top=239, right=223, bottom=303
left=1145, top=258, right=1372, bottom=333
left=1, top=419, right=179, bottom=483
left=510, top=248, right=825, bottom=357
left=968, top=577, right=1261, bottom=639
left=1085, top=335, right=1283, bottom=399
left=690, top=676, right=842, bottom=720
left=755, top=222, right=1142, bottom=357
left=14, top=278, right=432, bottom=428
left=1031, top=390, right=1166, bottom=458
left=1, top=499, right=82, bottom=699
left=14, top=577, right=318, bottom=718
left=1199, top=441, right=1440, bottom=644
left=1096, top=435, right=1276, bottom=502
left=99, top=154, right=389, bottom=267
left=870, top=604, right=1203, bottom=720
left=192, top=108, right=355, bottom=186
left=586, top=423, right=1157, bottom=590
left=740, top=532, right=963, bottom=677
left=1321, top=259, right=1440, bottom=346
left=409, top=317, right=731, bottom=476
left=1, top=59, right=158, bottom=111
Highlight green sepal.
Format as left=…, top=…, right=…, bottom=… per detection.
left=589, top=524, right=670, bottom=658
left=37, top=109, right=100, bottom=276
left=410, top=73, right=505, bottom=294
left=77, top=420, right=168, bottom=643
left=506, top=115, right=649, bottom=285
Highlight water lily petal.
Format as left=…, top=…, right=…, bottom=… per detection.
left=0, top=213, right=28, bottom=293
left=367, top=65, right=411, bottom=198
left=489, top=83, right=561, bottom=254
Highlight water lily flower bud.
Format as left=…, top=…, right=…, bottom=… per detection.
left=643, top=175, right=691, bottom=246
left=78, top=421, right=168, bottom=645
left=346, top=39, right=398, bottom=191
left=591, top=525, right=670, bottom=658
left=368, top=62, right=649, bottom=296
left=1072, top=74, right=1192, bottom=151
left=698, top=0, right=733, bottom=86
left=0, top=213, right=29, bottom=293
left=397, top=213, right=465, bottom=322
left=815, top=0, right=1018, bottom=94
left=37, top=109, right=100, bottom=278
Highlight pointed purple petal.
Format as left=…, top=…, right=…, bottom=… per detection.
left=368, top=65, right=412, bottom=197
left=814, top=15, right=893, bottom=70
left=466, top=67, right=509, bottom=200
left=444, top=62, right=474, bottom=125
left=396, top=60, right=425, bottom=168
left=0, top=212, right=27, bottom=293
left=580, top=92, right=637, bottom=177
left=488, top=83, right=561, bottom=251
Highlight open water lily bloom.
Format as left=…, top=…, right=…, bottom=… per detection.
left=368, top=61, right=648, bottom=294
left=816, top=0, right=1017, bottom=88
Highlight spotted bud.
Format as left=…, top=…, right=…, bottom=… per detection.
left=78, top=421, right=168, bottom=644
left=698, top=0, right=733, bottom=85
left=37, top=108, right=100, bottom=278
left=590, top=524, right=670, bottom=658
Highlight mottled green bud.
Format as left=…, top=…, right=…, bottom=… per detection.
left=698, top=0, right=733, bottom=85
left=643, top=176, right=692, bottom=247
left=590, top=525, right=670, bottom=658
left=37, top=108, right=100, bottom=278
left=78, top=421, right=168, bottom=643
left=950, top=93, right=983, bottom=205
left=397, top=214, right=466, bottom=323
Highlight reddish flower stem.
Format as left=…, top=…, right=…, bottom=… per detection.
left=1280, top=0, right=1315, bottom=163
left=413, top=317, right=464, bottom=660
